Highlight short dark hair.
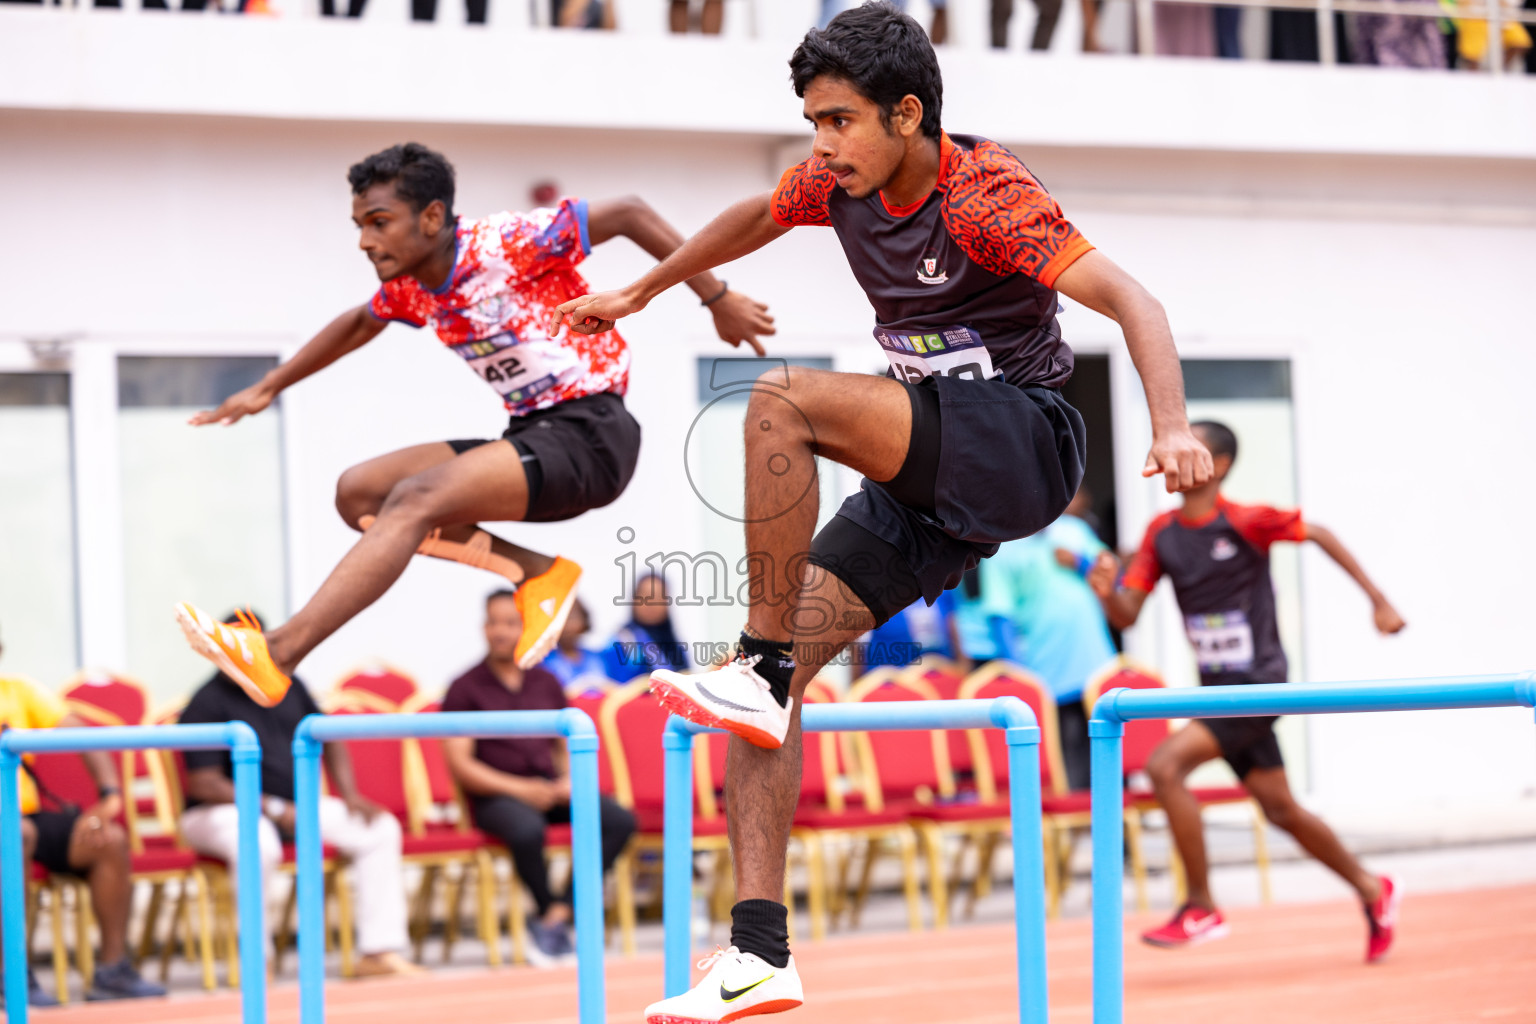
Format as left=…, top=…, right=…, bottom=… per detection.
left=347, top=143, right=456, bottom=218
left=486, top=589, right=517, bottom=608
left=789, top=2, right=943, bottom=140
left=1191, top=421, right=1239, bottom=463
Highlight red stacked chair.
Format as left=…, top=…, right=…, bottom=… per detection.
left=1082, top=657, right=1271, bottom=907
left=330, top=699, right=501, bottom=966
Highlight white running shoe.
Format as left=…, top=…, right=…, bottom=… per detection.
left=650, top=659, right=793, bottom=750
left=645, top=947, right=803, bottom=1023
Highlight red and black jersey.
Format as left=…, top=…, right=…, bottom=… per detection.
left=1123, top=497, right=1306, bottom=685
left=771, top=133, right=1094, bottom=389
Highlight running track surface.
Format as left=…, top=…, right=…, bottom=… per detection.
left=39, top=884, right=1536, bottom=1024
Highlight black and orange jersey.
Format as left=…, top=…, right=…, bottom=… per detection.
left=771, top=133, right=1093, bottom=389
left=1122, top=497, right=1307, bottom=685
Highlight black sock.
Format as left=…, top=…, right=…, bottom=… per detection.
left=738, top=632, right=794, bottom=707
left=730, top=899, right=790, bottom=969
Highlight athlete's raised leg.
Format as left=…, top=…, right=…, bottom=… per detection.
left=743, top=366, right=910, bottom=644
left=267, top=439, right=537, bottom=672
left=335, top=442, right=555, bottom=578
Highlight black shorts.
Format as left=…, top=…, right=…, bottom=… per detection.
left=449, top=392, right=641, bottom=523
left=27, top=810, right=82, bottom=877
left=1198, top=676, right=1285, bottom=779
left=809, top=374, right=1086, bottom=625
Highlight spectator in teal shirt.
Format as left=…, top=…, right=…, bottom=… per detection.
left=972, top=486, right=1116, bottom=788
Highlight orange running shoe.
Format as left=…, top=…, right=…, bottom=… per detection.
left=514, top=557, right=582, bottom=670
left=174, top=602, right=291, bottom=707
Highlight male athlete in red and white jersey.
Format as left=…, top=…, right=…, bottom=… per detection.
left=175, top=143, right=773, bottom=706
left=554, top=6, right=1212, bottom=1019
left=1090, top=420, right=1406, bottom=962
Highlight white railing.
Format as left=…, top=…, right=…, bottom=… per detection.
left=15, top=0, right=1535, bottom=75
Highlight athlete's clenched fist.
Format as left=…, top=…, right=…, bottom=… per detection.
left=1143, top=426, right=1215, bottom=493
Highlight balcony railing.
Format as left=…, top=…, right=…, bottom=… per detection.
left=8, top=0, right=1534, bottom=75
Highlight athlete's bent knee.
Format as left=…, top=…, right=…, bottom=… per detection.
left=1145, top=749, right=1186, bottom=790
left=379, top=473, right=447, bottom=526
left=335, top=465, right=385, bottom=529
left=1258, top=796, right=1298, bottom=831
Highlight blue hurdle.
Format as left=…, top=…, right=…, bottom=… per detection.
left=290, top=708, right=606, bottom=1024
left=661, top=696, right=1050, bottom=1024
left=0, top=722, right=268, bottom=1024
left=1088, top=672, right=1536, bottom=1024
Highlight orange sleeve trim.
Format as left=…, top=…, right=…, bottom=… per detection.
left=1036, top=236, right=1095, bottom=289
left=1287, top=514, right=1308, bottom=543
left=769, top=165, right=798, bottom=228
left=1120, top=572, right=1156, bottom=594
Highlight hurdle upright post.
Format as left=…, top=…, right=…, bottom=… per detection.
left=293, top=709, right=607, bottom=1024
left=1087, top=706, right=1126, bottom=1024
left=992, top=697, right=1049, bottom=1024
left=0, top=745, right=29, bottom=1023
left=0, top=723, right=267, bottom=1024
left=661, top=721, right=697, bottom=997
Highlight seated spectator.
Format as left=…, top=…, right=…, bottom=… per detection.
left=670, top=0, right=722, bottom=33
left=601, top=573, right=689, bottom=680
left=442, top=591, right=636, bottom=966
left=540, top=598, right=614, bottom=694
left=178, top=614, right=420, bottom=978
left=0, top=649, right=165, bottom=1004
left=1349, top=10, right=1446, bottom=68
left=852, top=589, right=964, bottom=676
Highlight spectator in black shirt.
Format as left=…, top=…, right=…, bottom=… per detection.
left=178, top=615, right=421, bottom=978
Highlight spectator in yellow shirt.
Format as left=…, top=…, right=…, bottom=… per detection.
left=1, top=647, right=165, bottom=1003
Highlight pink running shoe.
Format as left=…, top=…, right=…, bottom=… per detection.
left=1141, top=904, right=1230, bottom=949
left=1365, top=874, right=1401, bottom=963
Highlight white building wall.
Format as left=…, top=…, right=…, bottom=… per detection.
left=2, top=15, right=1534, bottom=834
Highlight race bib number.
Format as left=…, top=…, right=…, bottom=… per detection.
left=874, top=325, right=998, bottom=385
left=1185, top=610, right=1255, bottom=673
left=451, top=334, right=582, bottom=408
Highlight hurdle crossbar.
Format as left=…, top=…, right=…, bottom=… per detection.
left=0, top=722, right=267, bottom=1024
left=1088, top=672, right=1536, bottom=1024
left=291, top=708, right=605, bottom=1024
left=661, top=696, right=1049, bottom=1023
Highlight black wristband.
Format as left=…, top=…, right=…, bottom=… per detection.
left=701, top=281, right=729, bottom=307
left=97, top=786, right=121, bottom=799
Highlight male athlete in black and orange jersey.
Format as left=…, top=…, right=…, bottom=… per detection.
left=554, top=5, right=1212, bottom=1019
left=1090, top=420, right=1406, bottom=963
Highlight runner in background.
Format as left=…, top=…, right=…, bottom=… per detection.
left=1089, top=419, right=1406, bottom=961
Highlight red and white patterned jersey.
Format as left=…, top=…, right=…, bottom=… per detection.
left=368, top=199, right=630, bottom=416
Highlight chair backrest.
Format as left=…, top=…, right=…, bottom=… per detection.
left=959, top=662, right=1069, bottom=801
left=49, top=698, right=174, bottom=850
left=329, top=705, right=412, bottom=823
left=330, top=664, right=420, bottom=712
left=600, top=678, right=712, bottom=819
left=797, top=679, right=842, bottom=811
left=906, top=658, right=971, bottom=778
left=62, top=670, right=150, bottom=726
left=846, top=667, right=952, bottom=810
left=1082, top=657, right=1171, bottom=775
left=563, top=688, right=616, bottom=796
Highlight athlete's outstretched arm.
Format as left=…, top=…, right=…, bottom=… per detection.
left=1054, top=251, right=1212, bottom=494
left=585, top=195, right=777, bottom=353
left=1087, top=553, right=1150, bottom=630
left=1304, top=523, right=1407, bottom=635
left=551, top=192, right=788, bottom=340
left=189, top=304, right=384, bottom=426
